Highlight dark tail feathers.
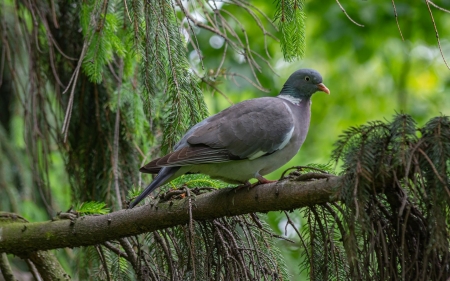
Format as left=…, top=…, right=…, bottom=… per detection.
left=128, top=167, right=180, bottom=209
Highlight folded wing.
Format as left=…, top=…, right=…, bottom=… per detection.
left=140, top=98, right=295, bottom=173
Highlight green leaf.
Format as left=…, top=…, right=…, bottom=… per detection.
left=76, top=201, right=110, bottom=215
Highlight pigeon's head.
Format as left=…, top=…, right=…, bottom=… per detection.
left=280, top=69, right=330, bottom=99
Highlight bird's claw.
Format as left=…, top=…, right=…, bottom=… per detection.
left=256, top=177, right=278, bottom=185
left=234, top=178, right=278, bottom=192
left=234, top=181, right=252, bottom=191
left=53, top=207, right=79, bottom=222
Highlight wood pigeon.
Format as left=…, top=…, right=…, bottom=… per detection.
left=129, top=69, right=330, bottom=208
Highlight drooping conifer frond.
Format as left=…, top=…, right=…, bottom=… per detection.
left=274, top=0, right=306, bottom=61
left=295, top=114, right=450, bottom=280
left=138, top=214, right=290, bottom=280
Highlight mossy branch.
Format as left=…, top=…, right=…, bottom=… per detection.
left=0, top=175, right=340, bottom=255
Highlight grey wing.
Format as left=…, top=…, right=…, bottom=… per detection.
left=140, top=97, right=295, bottom=173
left=187, top=97, right=295, bottom=160
left=140, top=145, right=235, bottom=173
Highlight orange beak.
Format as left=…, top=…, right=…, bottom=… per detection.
left=317, top=83, right=330, bottom=95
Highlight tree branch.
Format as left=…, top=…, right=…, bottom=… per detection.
left=25, top=251, right=71, bottom=281
left=0, top=175, right=341, bottom=255
left=0, top=253, right=16, bottom=281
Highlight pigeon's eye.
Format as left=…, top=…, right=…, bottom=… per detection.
left=305, top=76, right=310, bottom=81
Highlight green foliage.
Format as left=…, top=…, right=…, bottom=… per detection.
left=164, top=174, right=229, bottom=189
left=299, top=114, right=450, bottom=280
left=74, top=245, right=134, bottom=281
left=81, top=2, right=128, bottom=83
left=139, top=213, right=289, bottom=280
left=109, top=255, right=133, bottom=281
left=139, top=0, right=208, bottom=152
left=76, top=201, right=110, bottom=215
left=127, top=174, right=228, bottom=206
left=274, top=0, right=306, bottom=61
left=298, top=206, right=348, bottom=281
left=303, top=163, right=334, bottom=174
left=3, top=0, right=450, bottom=280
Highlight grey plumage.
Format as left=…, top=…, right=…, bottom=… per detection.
left=129, top=68, right=329, bottom=209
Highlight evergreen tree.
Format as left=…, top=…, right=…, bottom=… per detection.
left=1, top=0, right=449, bottom=280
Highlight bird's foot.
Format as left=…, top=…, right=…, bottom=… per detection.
left=234, top=181, right=252, bottom=191
left=160, top=188, right=188, bottom=202
left=256, top=176, right=278, bottom=185
left=52, top=207, right=79, bottom=223
left=234, top=177, right=277, bottom=192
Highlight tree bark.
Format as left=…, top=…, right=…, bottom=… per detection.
left=24, top=251, right=71, bottom=281
left=0, top=253, right=17, bottom=281
left=0, top=175, right=340, bottom=255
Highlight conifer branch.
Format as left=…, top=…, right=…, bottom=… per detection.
left=0, top=176, right=340, bottom=255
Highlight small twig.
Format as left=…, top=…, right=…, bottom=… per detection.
left=123, top=0, right=133, bottom=22
left=25, top=259, right=42, bottom=281
left=236, top=217, right=261, bottom=277
left=224, top=72, right=270, bottom=92
left=118, top=238, right=139, bottom=275
left=417, top=147, right=450, bottom=197
left=61, top=4, right=101, bottom=141
left=214, top=219, right=250, bottom=279
left=214, top=40, right=228, bottom=79
left=201, top=77, right=234, bottom=105
left=61, top=40, right=89, bottom=142
left=248, top=222, right=296, bottom=244
left=102, top=241, right=128, bottom=259
left=112, top=58, right=124, bottom=209
left=284, top=210, right=311, bottom=263
left=153, top=231, right=176, bottom=280
left=280, top=165, right=330, bottom=179
left=48, top=35, right=77, bottom=60
left=49, top=0, right=59, bottom=28
left=95, top=245, right=112, bottom=281
left=107, top=62, right=121, bottom=82
left=428, top=0, right=450, bottom=13
left=400, top=205, right=411, bottom=280
left=0, top=47, right=5, bottom=88
left=184, top=187, right=197, bottom=279
left=353, top=175, right=360, bottom=219
left=0, top=253, right=17, bottom=281
left=177, top=1, right=204, bottom=71
left=191, top=66, right=234, bottom=105
left=335, top=0, right=364, bottom=27
left=249, top=213, right=263, bottom=229
left=391, top=0, right=404, bottom=40
left=425, top=0, right=450, bottom=70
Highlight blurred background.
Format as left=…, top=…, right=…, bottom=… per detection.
left=1, top=0, right=449, bottom=279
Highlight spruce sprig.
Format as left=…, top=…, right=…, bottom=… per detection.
left=274, top=0, right=306, bottom=61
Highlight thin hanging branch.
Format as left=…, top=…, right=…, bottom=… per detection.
left=335, top=0, right=364, bottom=27
left=176, top=0, right=277, bottom=89
left=0, top=253, right=16, bottom=281
left=391, top=0, right=404, bottom=40
left=427, top=0, right=450, bottom=13
left=425, top=0, right=450, bottom=70
left=112, top=58, right=124, bottom=209
left=61, top=0, right=108, bottom=142
left=61, top=33, right=92, bottom=142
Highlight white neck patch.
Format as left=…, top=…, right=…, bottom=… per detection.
left=278, top=95, right=302, bottom=105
